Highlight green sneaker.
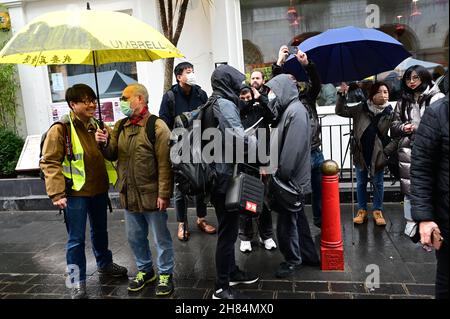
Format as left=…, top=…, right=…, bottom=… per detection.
left=155, top=274, right=174, bottom=296
left=128, top=270, right=157, bottom=292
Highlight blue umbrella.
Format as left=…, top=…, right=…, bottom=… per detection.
left=283, top=26, right=411, bottom=84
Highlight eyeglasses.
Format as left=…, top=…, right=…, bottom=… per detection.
left=406, top=75, right=420, bottom=83
left=120, top=96, right=130, bottom=102
left=80, top=99, right=97, bottom=106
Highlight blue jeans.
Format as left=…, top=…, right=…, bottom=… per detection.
left=124, top=210, right=174, bottom=274
left=174, top=184, right=207, bottom=222
left=310, top=149, right=324, bottom=226
left=65, top=193, right=113, bottom=282
left=355, top=167, right=384, bottom=211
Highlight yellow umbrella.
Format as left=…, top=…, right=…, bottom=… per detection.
left=0, top=9, right=183, bottom=121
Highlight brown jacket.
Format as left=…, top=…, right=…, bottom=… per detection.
left=39, top=112, right=110, bottom=201
left=102, top=113, right=173, bottom=212
left=336, top=95, right=396, bottom=176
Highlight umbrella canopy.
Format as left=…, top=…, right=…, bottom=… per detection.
left=283, top=26, right=411, bottom=84
left=0, top=10, right=183, bottom=65
left=0, top=10, right=183, bottom=122
left=395, top=57, right=441, bottom=74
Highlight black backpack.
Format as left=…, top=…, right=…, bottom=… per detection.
left=116, top=114, right=159, bottom=144
left=170, top=96, right=219, bottom=196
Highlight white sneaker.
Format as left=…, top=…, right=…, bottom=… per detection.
left=404, top=220, right=416, bottom=237
left=239, top=240, right=252, bottom=253
left=259, top=237, right=277, bottom=250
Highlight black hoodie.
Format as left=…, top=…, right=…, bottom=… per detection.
left=210, top=65, right=258, bottom=194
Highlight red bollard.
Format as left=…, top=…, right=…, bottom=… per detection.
left=320, top=160, right=344, bottom=271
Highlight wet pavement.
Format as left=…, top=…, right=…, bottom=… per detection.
left=0, top=203, right=437, bottom=299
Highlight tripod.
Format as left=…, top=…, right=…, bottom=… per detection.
left=342, top=130, right=356, bottom=246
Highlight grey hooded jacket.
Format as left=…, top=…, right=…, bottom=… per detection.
left=210, top=65, right=258, bottom=194
left=266, top=74, right=312, bottom=194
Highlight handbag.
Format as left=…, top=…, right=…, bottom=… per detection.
left=267, top=174, right=303, bottom=213
left=225, top=164, right=265, bottom=217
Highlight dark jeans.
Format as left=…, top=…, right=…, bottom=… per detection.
left=276, top=205, right=319, bottom=266
left=65, top=193, right=113, bottom=283
left=238, top=205, right=273, bottom=241
left=174, top=185, right=207, bottom=222
left=310, top=149, right=324, bottom=226
left=435, top=241, right=449, bottom=299
left=211, top=193, right=239, bottom=290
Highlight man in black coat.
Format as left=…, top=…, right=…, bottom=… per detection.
left=410, top=74, right=448, bottom=299
left=159, top=62, right=216, bottom=241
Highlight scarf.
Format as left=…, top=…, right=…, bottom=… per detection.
left=367, top=100, right=389, bottom=115
left=129, top=105, right=149, bottom=125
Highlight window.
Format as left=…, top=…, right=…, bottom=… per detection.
left=240, top=0, right=449, bottom=78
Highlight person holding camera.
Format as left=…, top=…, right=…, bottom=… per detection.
left=272, top=45, right=324, bottom=229
left=40, top=84, right=127, bottom=299
left=336, top=81, right=397, bottom=226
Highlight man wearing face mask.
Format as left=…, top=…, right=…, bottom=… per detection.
left=210, top=65, right=260, bottom=299
left=96, top=83, right=175, bottom=296
left=159, top=62, right=216, bottom=242
left=265, top=74, right=320, bottom=278
left=237, top=85, right=277, bottom=253
left=273, top=45, right=324, bottom=229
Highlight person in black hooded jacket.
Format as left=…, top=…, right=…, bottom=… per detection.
left=209, top=65, right=260, bottom=299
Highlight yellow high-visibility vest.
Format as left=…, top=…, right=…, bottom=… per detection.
left=62, top=114, right=117, bottom=191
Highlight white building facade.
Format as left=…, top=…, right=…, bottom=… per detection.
left=0, top=0, right=245, bottom=137
left=1, top=0, right=448, bottom=172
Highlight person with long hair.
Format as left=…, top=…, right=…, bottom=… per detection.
left=391, top=65, right=444, bottom=236
left=336, top=81, right=397, bottom=226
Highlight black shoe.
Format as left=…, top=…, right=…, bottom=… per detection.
left=155, top=273, right=174, bottom=296
left=229, top=268, right=259, bottom=286
left=71, top=282, right=88, bottom=299
left=302, top=259, right=321, bottom=267
left=275, top=262, right=297, bottom=278
left=128, top=270, right=157, bottom=292
left=212, top=286, right=249, bottom=299
left=98, top=262, right=128, bottom=277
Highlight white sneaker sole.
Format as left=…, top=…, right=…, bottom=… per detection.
left=229, top=277, right=259, bottom=286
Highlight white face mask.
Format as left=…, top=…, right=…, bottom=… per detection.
left=186, top=72, right=197, bottom=86
left=268, top=91, right=277, bottom=102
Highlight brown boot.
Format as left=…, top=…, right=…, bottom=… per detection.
left=177, top=223, right=190, bottom=241
left=353, top=209, right=368, bottom=224
left=373, top=210, right=386, bottom=226
left=197, top=218, right=216, bottom=234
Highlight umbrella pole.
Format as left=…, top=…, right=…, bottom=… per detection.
left=92, top=50, right=103, bottom=128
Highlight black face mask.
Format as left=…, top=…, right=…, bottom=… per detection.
left=238, top=100, right=253, bottom=112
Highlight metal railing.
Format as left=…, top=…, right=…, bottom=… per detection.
left=318, top=114, right=396, bottom=183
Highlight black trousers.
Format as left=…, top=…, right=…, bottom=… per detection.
left=211, top=193, right=239, bottom=290
left=276, top=206, right=319, bottom=266
left=435, top=240, right=449, bottom=299
left=238, top=205, right=273, bottom=241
